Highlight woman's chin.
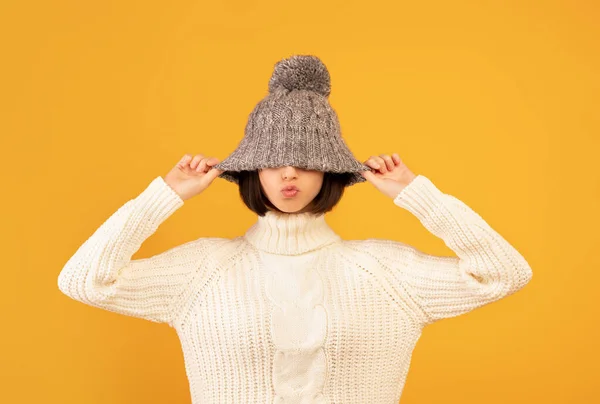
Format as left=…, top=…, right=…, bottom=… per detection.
left=271, top=201, right=312, bottom=214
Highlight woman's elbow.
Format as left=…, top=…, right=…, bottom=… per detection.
left=499, top=261, right=533, bottom=297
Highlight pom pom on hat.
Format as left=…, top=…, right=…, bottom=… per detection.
left=268, top=54, right=331, bottom=97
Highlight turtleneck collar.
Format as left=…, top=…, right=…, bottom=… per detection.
left=243, top=210, right=342, bottom=256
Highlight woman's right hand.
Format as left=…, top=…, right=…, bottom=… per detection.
left=163, top=154, right=224, bottom=201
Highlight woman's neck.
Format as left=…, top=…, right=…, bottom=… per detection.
left=243, top=210, right=341, bottom=255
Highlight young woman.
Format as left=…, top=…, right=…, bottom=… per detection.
left=58, top=55, right=532, bottom=404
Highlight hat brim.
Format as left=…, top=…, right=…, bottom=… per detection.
left=213, top=157, right=371, bottom=187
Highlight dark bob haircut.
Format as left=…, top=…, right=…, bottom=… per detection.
left=237, top=170, right=353, bottom=216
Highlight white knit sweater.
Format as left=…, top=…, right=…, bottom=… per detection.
left=57, top=174, right=532, bottom=403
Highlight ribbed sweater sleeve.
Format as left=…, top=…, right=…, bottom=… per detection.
left=386, top=174, right=533, bottom=325
left=57, top=176, right=205, bottom=326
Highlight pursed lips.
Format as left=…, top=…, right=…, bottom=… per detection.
left=281, top=186, right=299, bottom=191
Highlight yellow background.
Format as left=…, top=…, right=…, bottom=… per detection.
left=2, top=0, right=599, bottom=403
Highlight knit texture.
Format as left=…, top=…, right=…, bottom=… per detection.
left=58, top=174, right=532, bottom=403
left=213, top=55, right=372, bottom=187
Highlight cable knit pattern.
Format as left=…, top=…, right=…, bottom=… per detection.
left=264, top=253, right=328, bottom=403
left=58, top=174, right=532, bottom=403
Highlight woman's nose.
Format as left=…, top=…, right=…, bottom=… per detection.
left=282, top=166, right=298, bottom=178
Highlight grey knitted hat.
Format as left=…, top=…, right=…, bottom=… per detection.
left=213, top=54, right=371, bottom=187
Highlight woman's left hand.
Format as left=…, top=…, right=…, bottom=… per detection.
left=360, top=153, right=418, bottom=199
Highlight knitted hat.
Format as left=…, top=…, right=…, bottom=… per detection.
left=213, top=54, right=371, bottom=187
